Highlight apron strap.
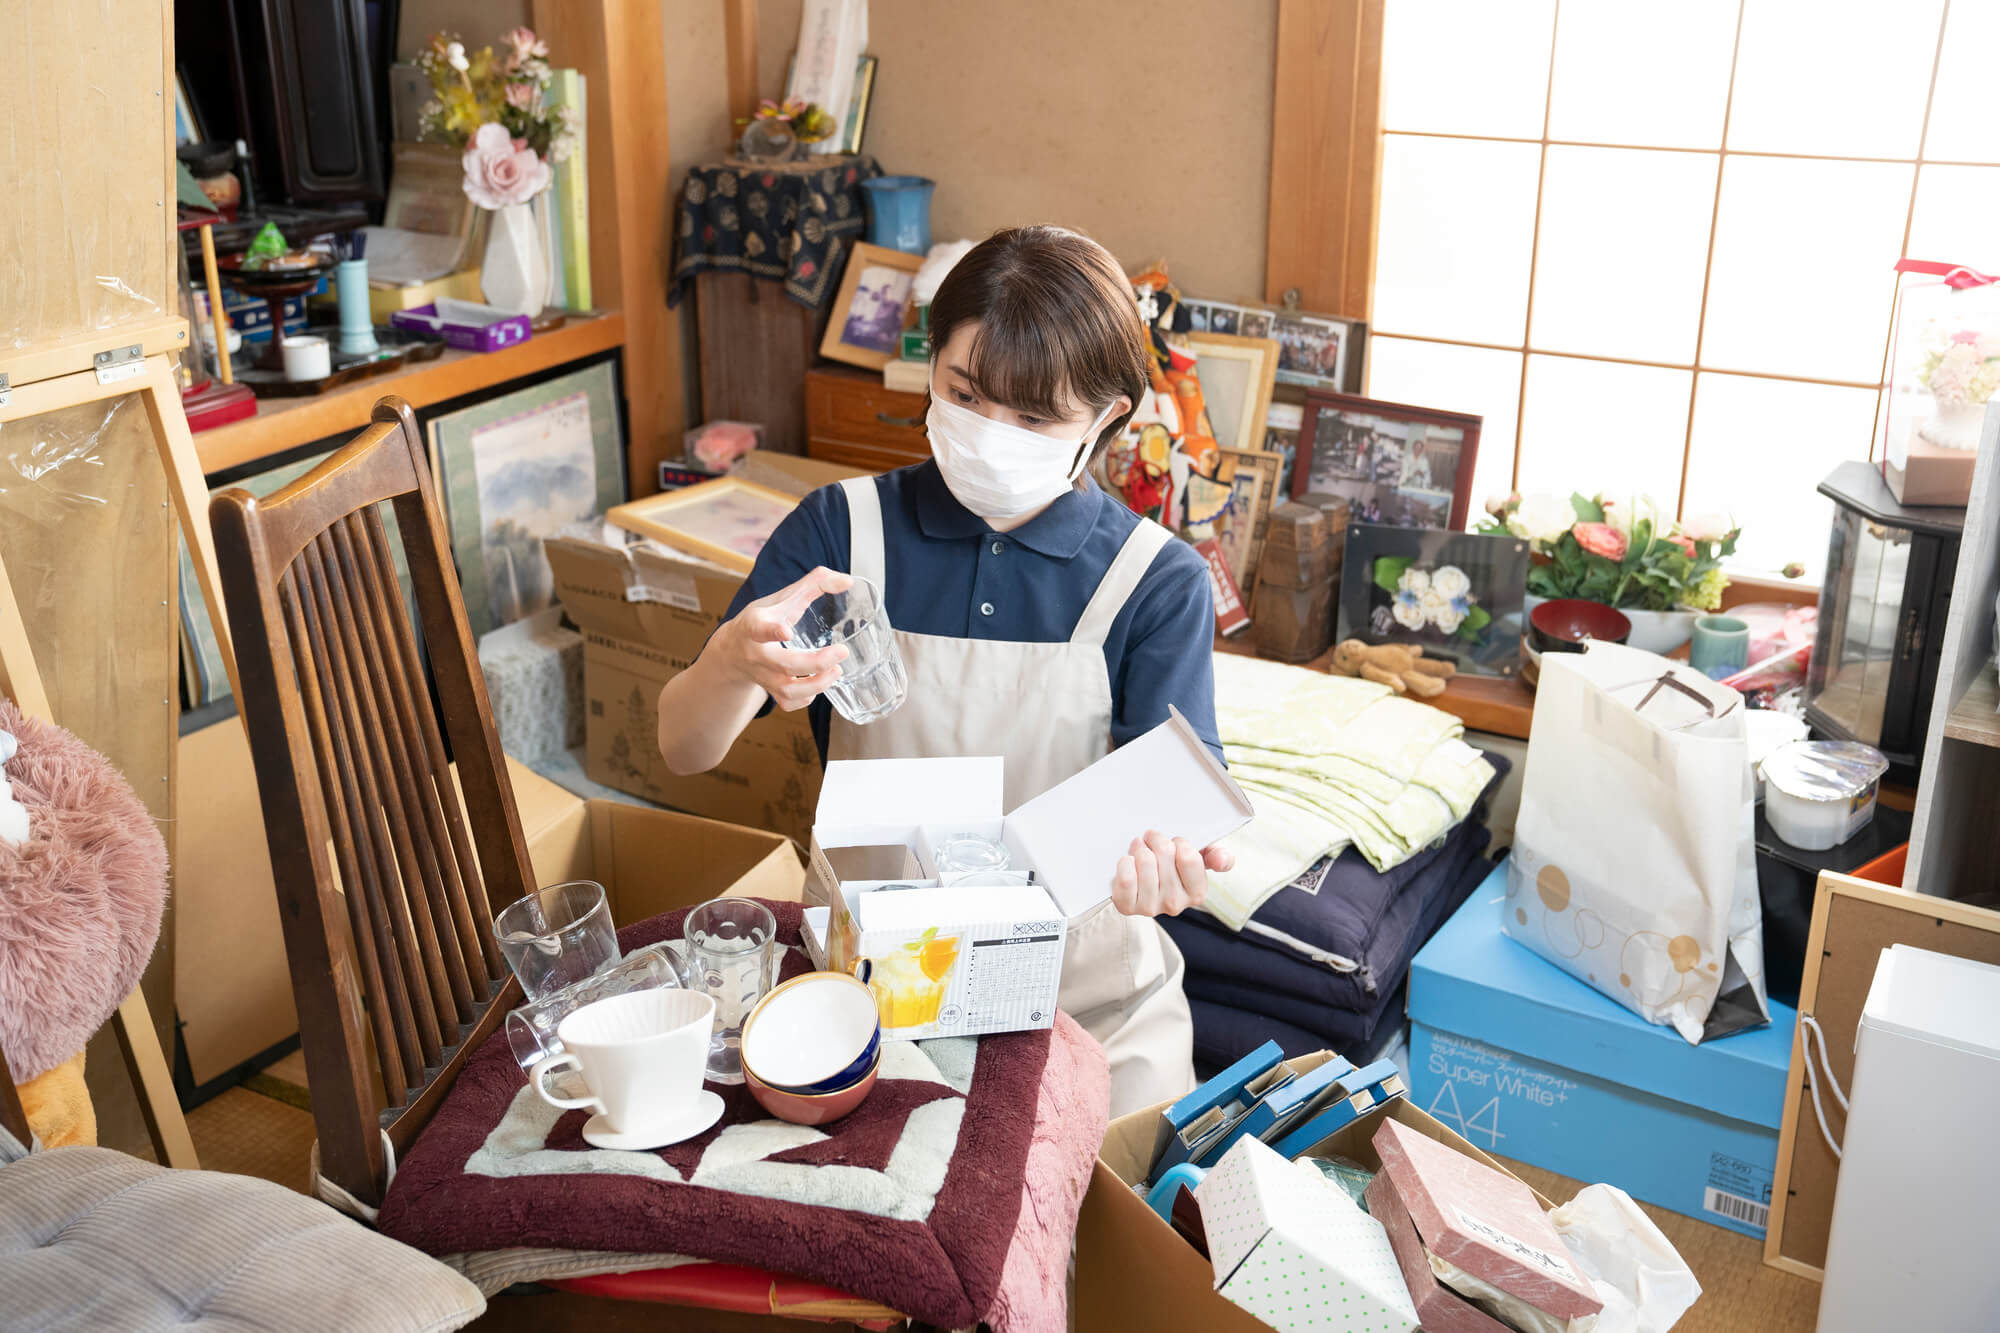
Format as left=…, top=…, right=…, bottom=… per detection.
left=1071, top=518, right=1173, bottom=646
left=841, top=476, right=886, bottom=588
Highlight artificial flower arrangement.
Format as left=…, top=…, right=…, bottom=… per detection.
left=416, top=27, right=576, bottom=208
left=1374, top=561, right=1489, bottom=641
left=1918, top=328, right=2000, bottom=409
left=737, top=96, right=839, bottom=145
left=1480, top=492, right=1739, bottom=612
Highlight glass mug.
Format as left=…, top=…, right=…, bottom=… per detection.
left=492, top=880, right=621, bottom=1002
left=784, top=577, right=908, bottom=725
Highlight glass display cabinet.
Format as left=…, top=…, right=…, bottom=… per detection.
left=1805, top=462, right=1965, bottom=780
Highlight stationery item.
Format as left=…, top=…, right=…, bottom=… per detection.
left=388, top=298, right=532, bottom=352
left=529, top=988, right=723, bottom=1149
left=740, top=970, right=881, bottom=1094
left=1269, top=1059, right=1407, bottom=1161
left=1151, top=1039, right=1292, bottom=1181
left=783, top=576, right=909, bottom=724
left=662, top=896, right=777, bottom=1083
left=1196, top=1136, right=1420, bottom=1333
left=504, top=942, right=686, bottom=1069
left=1215, top=1054, right=1356, bottom=1160
left=1689, top=613, right=1750, bottom=678
left=493, top=880, right=621, bottom=1002
left=333, top=257, right=378, bottom=355
left=1372, top=1118, right=1603, bottom=1322
left=1761, top=740, right=1888, bottom=851
left=279, top=333, right=329, bottom=381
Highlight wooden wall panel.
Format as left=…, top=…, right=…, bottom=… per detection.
left=1265, top=0, right=1385, bottom=320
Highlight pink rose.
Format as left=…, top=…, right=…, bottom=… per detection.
left=505, top=82, right=535, bottom=111
left=1573, top=521, right=1628, bottom=560
left=461, top=122, right=549, bottom=209
left=504, top=26, right=549, bottom=64
left=1667, top=535, right=1696, bottom=558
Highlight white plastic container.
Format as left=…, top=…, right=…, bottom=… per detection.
left=1761, top=740, right=1888, bottom=851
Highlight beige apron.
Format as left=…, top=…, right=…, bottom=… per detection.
left=827, top=476, right=1197, bottom=1116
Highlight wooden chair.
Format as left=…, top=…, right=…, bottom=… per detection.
left=211, top=398, right=903, bottom=1330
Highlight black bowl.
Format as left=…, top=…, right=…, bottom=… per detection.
left=177, top=140, right=236, bottom=177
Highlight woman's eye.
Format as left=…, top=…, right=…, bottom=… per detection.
left=1018, top=415, right=1046, bottom=428
left=951, top=390, right=976, bottom=405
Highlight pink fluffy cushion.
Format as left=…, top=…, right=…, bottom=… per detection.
left=0, top=698, right=168, bottom=1081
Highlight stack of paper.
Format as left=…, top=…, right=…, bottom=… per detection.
left=1204, top=653, right=1495, bottom=928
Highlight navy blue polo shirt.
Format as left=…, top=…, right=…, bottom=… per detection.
left=722, top=460, right=1223, bottom=768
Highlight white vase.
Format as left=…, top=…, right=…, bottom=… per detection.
left=480, top=198, right=550, bottom=318
left=1916, top=395, right=1986, bottom=451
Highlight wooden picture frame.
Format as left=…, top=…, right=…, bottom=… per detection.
left=1185, top=332, right=1280, bottom=453
left=843, top=54, right=878, bottom=154
left=607, top=475, right=799, bottom=573
left=1214, top=446, right=1281, bottom=600
left=1295, top=391, right=1482, bottom=532
left=1764, top=871, right=2000, bottom=1281
left=820, top=241, right=924, bottom=371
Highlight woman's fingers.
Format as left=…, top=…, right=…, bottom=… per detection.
left=745, top=566, right=854, bottom=643
left=1201, top=845, right=1235, bottom=874
left=1170, top=836, right=1207, bottom=912
left=1114, top=834, right=1162, bottom=916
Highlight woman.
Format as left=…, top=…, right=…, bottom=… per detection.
left=657, top=226, right=1232, bottom=1114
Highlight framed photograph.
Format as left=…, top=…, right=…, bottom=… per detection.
left=1237, top=309, right=1273, bottom=339
left=431, top=361, right=627, bottom=636
left=1272, top=311, right=1367, bottom=394
left=1207, top=304, right=1240, bottom=336
left=607, top=476, right=799, bottom=573
left=843, top=54, right=877, bottom=153
left=1185, top=331, right=1280, bottom=452
left=1336, top=525, right=1532, bottom=677
left=1295, top=391, right=1482, bottom=532
left=820, top=241, right=924, bottom=370
left=1214, top=446, right=1281, bottom=600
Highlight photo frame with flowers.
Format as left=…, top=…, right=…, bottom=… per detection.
left=1336, top=525, right=1531, bottom=677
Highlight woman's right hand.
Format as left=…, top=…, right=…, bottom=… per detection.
left=718, top=566, right=854, bottom=711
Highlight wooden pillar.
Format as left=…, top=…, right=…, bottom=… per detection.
left=1264, top=0, right=1387, bottom=320
left=725, top=0, right=760, bottom=126
left=533, top=0, right=683, bottom=498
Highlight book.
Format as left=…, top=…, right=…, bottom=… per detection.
left=547, top=69, right=591, bottom=309
left=1195, top=537, right=1251, bottom=636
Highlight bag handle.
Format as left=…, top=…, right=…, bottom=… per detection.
left=1602, top=669, right=1740, bottom=730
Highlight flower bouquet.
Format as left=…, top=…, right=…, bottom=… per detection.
left=1374, top=561, right=1489, bottom=641
left=736, top=97, right=840, bottom=162
left=1481, top=493, right=1739, bottom=654
left=1915, top=328, right=2000, bottom=450
left=415, top=28, right=577, bottom=315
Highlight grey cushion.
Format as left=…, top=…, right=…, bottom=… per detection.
left=0, top=1146, right=484, bottom=1332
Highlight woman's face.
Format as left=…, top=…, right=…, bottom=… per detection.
left=933, top=322, right=1130, bottom=439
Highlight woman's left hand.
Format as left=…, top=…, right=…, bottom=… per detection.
left=1112, top=830, right=1236, bottom=918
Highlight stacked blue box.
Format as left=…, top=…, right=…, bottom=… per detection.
left=1408, top=859, right=1796, bottom=1239
left=216, top=278, right=324, bottom=344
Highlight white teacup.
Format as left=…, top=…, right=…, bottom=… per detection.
left=529, top=988, right=723, bottom=1149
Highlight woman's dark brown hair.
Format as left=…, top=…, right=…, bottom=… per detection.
left=927, top=226, right=1151, bottom=455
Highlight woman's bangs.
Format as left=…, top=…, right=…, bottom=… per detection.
left=963, top=303, right=1076, bottom=421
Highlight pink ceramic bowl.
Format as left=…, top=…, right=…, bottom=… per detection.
left=744, top=1047, right=880, bottom=1126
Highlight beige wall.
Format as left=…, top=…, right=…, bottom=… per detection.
left=757, top=0, right=1276, bottom=302
left=397, top=0, right=530, bottom=60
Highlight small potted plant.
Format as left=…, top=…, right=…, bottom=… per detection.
left=1479, top=492, right=1738, bottom=655
left=416, top=27, right=577, bottom=316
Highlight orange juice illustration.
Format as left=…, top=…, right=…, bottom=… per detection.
left=867, top=928, right=962, bottom=1027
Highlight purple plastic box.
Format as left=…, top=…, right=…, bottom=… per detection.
left=388, top=302, right=532, bottom=353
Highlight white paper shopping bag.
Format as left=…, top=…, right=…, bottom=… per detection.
left=1506, top=643, right=1769, bottom=1043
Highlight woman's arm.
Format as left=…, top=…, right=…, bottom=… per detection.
left=656, top=566, right=852, bottom=775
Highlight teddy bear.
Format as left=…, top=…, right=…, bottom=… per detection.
left=1329, top=638, right=1457, bottom=698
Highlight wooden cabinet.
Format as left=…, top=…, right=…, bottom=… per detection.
left=694, top=272, right=829, bottom=454
left=805, top=365, right=929, bottom=472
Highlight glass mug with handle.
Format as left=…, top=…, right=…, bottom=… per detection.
left=492, top=880, right=621, bottom=1002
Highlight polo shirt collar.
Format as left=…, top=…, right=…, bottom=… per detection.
left=911, top=460, right=1104, bottom=559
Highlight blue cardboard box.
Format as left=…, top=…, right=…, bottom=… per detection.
left=1408, top=858, right=1795, bottom=1239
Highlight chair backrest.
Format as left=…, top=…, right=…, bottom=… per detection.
left=211, top=396, right=534, bottom=1209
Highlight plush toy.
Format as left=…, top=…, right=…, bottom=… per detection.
left=1329, top=638, right=1457, bottom=698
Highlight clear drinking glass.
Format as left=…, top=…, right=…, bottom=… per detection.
left=505, top=942, right=685, bottom=1070
left=785, top=577, right=908, bottom=724
left=934, top=834, right=1011, bottom=878
left=668, top=897, right=777, bottom=1084
left=493, top=880, right=622, bottom=1003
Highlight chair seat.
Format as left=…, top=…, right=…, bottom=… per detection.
left=0, top=1146, right=484, bottom=1332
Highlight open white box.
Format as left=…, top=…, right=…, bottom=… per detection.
left=810, top=709, right=1252, bottom=1040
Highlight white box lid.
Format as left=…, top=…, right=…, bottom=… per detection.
left=1007, top=708, right=1253, bottom=917
left=1862, top=944, right=2000, bottom=1060
left=814, top=755, right=1003, bottom=835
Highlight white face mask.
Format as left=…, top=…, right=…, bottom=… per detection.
left=925, top=384, right=1116, bottom=520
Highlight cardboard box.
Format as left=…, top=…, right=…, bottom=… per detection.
left=1883, top=438, right=1975, bottom=507
left=811, top=711, right=1251, bottom=1040
left=1409, top=859, right=1795, bottom=1238
left=1077, top=1052, right=1554, bottom=1333
left=545, top=534, right=822, bottom=844
left=1196, top=1136, right=1420, bottom=1332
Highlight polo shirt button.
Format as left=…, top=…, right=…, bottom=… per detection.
left=990, top=540, right=1005, bottom=555
left=980, top=601, right=995, bottom=617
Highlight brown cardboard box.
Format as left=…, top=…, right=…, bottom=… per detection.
left=545, top=535, right=823, bottom=844
left=1883, top=438, right=1975, bottom=507
left=1074, top=1052, right=1552, bottom=1333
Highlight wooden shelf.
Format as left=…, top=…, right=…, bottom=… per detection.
left=1943, top=662, right=2000, bottom=748
left=193, top=311, right=626, bottom=475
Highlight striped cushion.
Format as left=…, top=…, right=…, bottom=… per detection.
left=0, top=1146, right=483, bottom=1332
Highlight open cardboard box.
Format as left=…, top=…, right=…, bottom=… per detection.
left=1076, top=1052, right=1554, bottom=1333
left=811, top=710, right=1250, bottom=1040
left=503, top=757, right=805, bottom=923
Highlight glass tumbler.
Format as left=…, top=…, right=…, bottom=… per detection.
left=505, top=942, right=686, bottom=1071
left=785, top=577, right=908, bottom=724
left=935, top=834, right=1011, bottom=878
left=493, top=880, right=622, bottom=1002
left=669, top=897, right=777, bottom=1084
